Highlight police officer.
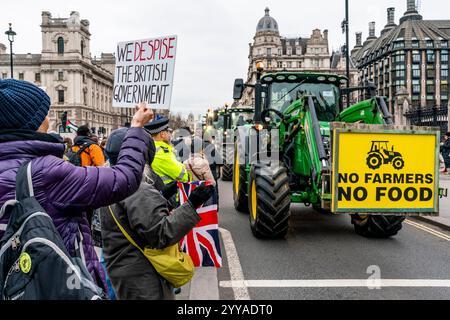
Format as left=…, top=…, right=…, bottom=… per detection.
left=145, top=117, right=190, bottom=184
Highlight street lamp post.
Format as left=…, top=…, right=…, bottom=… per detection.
left=342, top=0, right=350, bottom=108
left=5, top=23, right=16, bottom=79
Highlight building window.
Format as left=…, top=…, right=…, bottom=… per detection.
left=441, top=50, right=449, bottom=63
left=442, top=66, right=449, bottom=79
left=393, top=41, right=405, bottom=49
left=81, top=40, right=85, bottom=56
left=277, top=61, right=283, bottom=68
left=257, top=49, right=261, bottom=56
left=1, top=73, right=7, bottom=79
left=412, top=40, right=420, bottom=48
left=426, top=40, right=434, bottom=48
left=58, top=72, right=64, bottom=81
left=412, top=51, right=421, bottom=63
left=35, top=73, right=41, bottom=82
left=267, top=48, right=272, bottom=56
left=57, top=37, right=65, bottom=54
left=412, top=80, right=421, bottom=94
left=58, top=90, right=65, bottom=103
left=442, top=41, right=449, bottom=48
left=393, top=53, right=405, bottom=63
left=412, top=64, right=421, bottom=78
left=426, top=66, right=435, bottom=79
left=287, top=62, right=292, bottom=68
left=426, top=50, right=435, bottom=62
left=441, top=83, right=449, bottom=100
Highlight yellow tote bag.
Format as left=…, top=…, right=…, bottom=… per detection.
left=108, top=206, right=195, bottom=288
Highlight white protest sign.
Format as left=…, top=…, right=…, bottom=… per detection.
left=113, top=35, right=177, bottom=109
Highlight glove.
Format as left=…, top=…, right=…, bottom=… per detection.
left=161, top=181, right=179, bottom=200
left=188, top=184, right=215, bottom=209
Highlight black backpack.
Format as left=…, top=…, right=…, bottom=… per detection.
left=66, top=143, right=92, bottom=166
left=0, top=161, right=104, bottom=300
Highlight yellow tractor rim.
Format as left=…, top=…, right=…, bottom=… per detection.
left=234, top=150, right=239, bottom=194
left=251, top=179, right=257, bottom=220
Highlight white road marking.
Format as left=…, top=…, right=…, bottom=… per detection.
left=219, top=227, right=250, bottom=300
left=405, top=219, right=450, bottom=242
left=219, top=279, right=450, bottom=288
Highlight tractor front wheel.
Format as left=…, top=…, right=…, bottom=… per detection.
left=351, top=214, right=405, bottom=238
left=221, top=164, right=233, bottom=181
left=392, top=157, right=405, bottom=170
left=248, top=164, right=291, bottom=239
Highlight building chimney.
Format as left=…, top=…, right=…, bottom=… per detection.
left=369, top=22, right=376, bottom=38
left=387, top=7, right=396, bottom=25
left=355, top=32, right=362, bottom=47
left=323, top=29, right=328, bottom=40
left=401, top=0, right=422, bottom=23
left=407, top=0, right=416, bottom=12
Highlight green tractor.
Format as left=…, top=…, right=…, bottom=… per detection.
left=231, top=70, right=437, bottom=239
left=217, top=106, right=254, bottom=181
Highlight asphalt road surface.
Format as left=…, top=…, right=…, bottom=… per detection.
left=216, top=181, right=450, bottom=300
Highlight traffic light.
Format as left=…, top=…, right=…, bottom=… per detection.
left=60, top=111, right=68, bottom=133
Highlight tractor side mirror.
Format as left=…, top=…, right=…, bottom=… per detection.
left=233, top=79, right=244, bottom=100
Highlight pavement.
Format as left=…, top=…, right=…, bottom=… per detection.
left=415, top=173, right=450, bottom=230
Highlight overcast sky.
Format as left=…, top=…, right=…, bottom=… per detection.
left=1, top=0, right=448, bottom=116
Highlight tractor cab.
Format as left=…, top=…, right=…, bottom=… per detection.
left=260, top=72, right=347, bottom=123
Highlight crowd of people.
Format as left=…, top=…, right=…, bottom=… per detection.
left=0, top=79, right=217, bottom=300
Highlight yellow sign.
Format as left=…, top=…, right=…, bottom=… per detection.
left=19, top=252, right=32, bottom=274
left=331, top=127, right=439, bottom=214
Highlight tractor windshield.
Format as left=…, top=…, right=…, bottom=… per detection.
left=269, top=82, right=340, bottom=121
left=231, top=112, right=253, bottom=128
left=214, top=115, right=225, bottom=129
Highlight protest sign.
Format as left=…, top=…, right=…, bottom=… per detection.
left=113, top=35, right=177, bottom=109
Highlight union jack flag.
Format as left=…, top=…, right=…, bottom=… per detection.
left=177, top=181, right=222, bottom=268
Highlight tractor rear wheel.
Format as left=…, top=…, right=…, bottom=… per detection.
left=367, top=153, right=383, bottom=170
left=221, top=164, right=233, bottom=181
left=351, top=214, right=405, bottom=238
left=233, top=143, right=248, bottom=213
left=248, top=164, right=291, bottom=239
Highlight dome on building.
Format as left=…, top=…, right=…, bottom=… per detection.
left=256, top=7, right=279, bottom=33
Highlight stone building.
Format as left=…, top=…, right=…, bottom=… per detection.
left=351, top=0, right=450, bottom=130
left=240, top=7, right=358, bottom=106
left=0, top=11, right=133, bottom=136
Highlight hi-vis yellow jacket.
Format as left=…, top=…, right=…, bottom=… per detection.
left=152, top=141, right=190, bottom=184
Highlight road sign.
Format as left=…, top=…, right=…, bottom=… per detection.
left=331, top=123, right=440, bottom=215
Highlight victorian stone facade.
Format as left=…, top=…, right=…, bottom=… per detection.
left=351, top=0, right=450, bottom=129
left=0, top=11, right=133, bottom=136
left=240, top=7, right=358, bottom=106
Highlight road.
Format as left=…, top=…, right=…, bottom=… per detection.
left=216, top=180, right=450, bottom=300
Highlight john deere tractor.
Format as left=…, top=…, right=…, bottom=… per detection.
left=231, top=68, right=441, bottom=239
left=218, top=106, right=254, bottom=181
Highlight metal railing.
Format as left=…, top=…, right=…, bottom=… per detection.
left=404, top=105, right=448, bottom=135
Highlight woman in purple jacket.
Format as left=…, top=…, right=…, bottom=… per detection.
left=0, top=79, right=153, bottom=294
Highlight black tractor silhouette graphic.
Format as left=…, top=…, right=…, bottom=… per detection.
left=366, top=141, right=404, bottom=170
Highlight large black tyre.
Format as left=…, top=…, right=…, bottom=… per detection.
left=221, top=164, right=233, bottom=181
left=351, top=214, right=405, bottom=238
left=248, top=164, right=291, bottom=239
left=233, top=143, right=248, bottom=213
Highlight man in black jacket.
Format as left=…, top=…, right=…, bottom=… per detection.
left=100, top=128, right=213, bottom=300
left=442, top=132, right=450, bottom=173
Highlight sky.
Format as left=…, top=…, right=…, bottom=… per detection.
left=1, top=0, right=449, bottom=116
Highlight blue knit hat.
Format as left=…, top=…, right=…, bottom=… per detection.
left=0, top=79, right=51, bottom=130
